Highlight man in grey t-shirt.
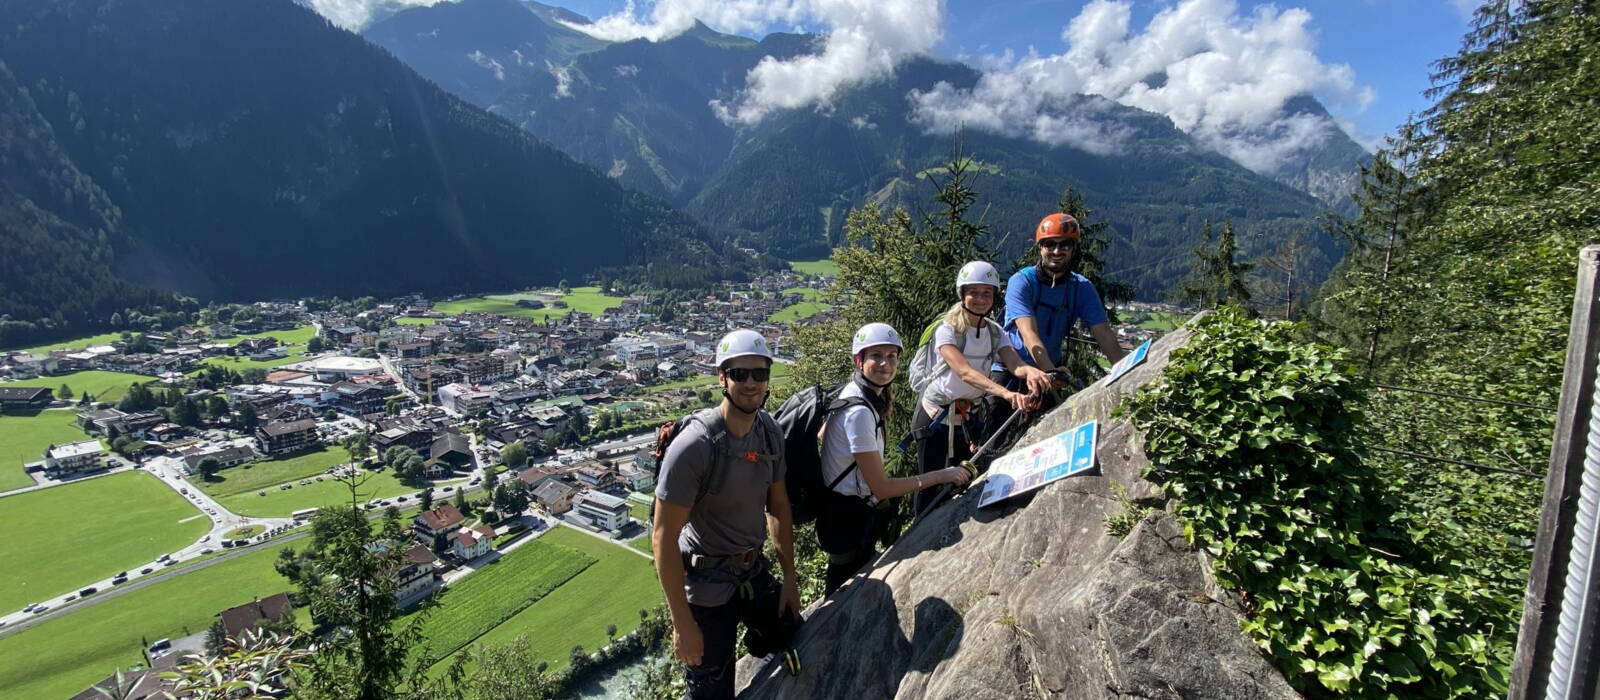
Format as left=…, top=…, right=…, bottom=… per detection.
left=653, top=329, right=801, bottom=699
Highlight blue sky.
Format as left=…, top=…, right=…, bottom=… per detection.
left=552, top=0, right=1475, bottom=147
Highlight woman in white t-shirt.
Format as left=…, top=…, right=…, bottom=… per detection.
left=912, top=262, right=1052, bottom=515
left=815, top=323, right=972, bottom=595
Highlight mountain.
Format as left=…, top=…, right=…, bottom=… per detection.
left=0, top=0, right=753, bottom=326
left=364, top=0, right=1362, bottom=298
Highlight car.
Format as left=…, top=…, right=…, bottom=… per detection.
left=149, top=638, right=172, bottom=652
left=65, top=594, right=78, bottom=602
left=180, top=488, right=189, bottom=495
left=397, top=496, right=408, bottom=502
left=470, top=478, right=481, bottom=485
left=31, top=605, right=49, bottom=614
left=111, top=576, right=127, bottom=585
left=442, top=486, right=454, bottom=493
left=221, top=541, right=234, bottom=548
left=140, top=567, right=153, bottom=574
left=21, top=603, right=36, bottom=613
left=201, top=548, right=214, bottom=554
left=280, top=484, right=291, bottom=490
left=116, top=571, right=127, bottom=578
left=163, top=560, right=177, bottom=567
left=158, top=553, right=172, bottom=561
left=79, top=587, right=97, bottom=596
left=201, top=535, right=211, bottom=542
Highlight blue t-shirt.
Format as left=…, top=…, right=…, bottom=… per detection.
left=999, top=267, right=1108, bottom=368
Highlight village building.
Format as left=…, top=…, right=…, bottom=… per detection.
left=45, top=440, right=104, bottom=475
left=451, top=525, right=497, bottom=560
left=412, top=504, right=465, bottom=539
left=254, top=418, right=316, bottom=455
left=573, top=490, right=631, bottom=531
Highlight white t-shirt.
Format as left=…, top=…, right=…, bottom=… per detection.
left=819, top=381, right=882, bottom=499
left=921, top=320, right=1001, bottom=420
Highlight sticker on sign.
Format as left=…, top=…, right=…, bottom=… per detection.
left=1105, top=339, right=1152, bottom=384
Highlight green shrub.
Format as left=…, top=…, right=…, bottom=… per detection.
left=1120, top=309, right=1511, bottom=697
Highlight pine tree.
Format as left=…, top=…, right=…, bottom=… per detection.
left=58, top=384, right=73, bottom=400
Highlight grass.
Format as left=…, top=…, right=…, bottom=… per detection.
left=627, top=534, right=652, bottom=554
left=645, top=374, right=718, bottom=394
left=1136, top=311, right=1188, bottom=332
left=0, top=540, right=297, bottom=700
left=225, top=525, right=264, bottom=539
left=7, top=331, right=125, bottom=355
left=628, top=501, right=650, bottom=522
left=0, top=409, right=94, bottom=490
left=410, top=540, right=597, bottom=664
left=433, top=287, right=624, bottom=321
left=218, top=326, right=316, bottom=347
left=441, top=528, right=661, bottom=673
left=191, top=353, right=308, bottom=374
left=194, top=445, right=353, bottom=498
left=768, top=301, right=830, bottom=323
left=789, top=259, right=838, bottom=277
left=40, top=370, right=158, bottom=403
left=780, top=287, right=822, bottom=301
left=217, top=468, right=421, bottom=517
left=0, top=471, right=207, bottom=615
left=396, top=317, right=440, bottom=325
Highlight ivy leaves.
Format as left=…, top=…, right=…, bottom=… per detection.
left=1122, top=310, right=1510, bottom=698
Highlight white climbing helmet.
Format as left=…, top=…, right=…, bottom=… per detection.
left=851, top=322, right=903, bottom=356
left=715, top=329, right=773, bottom=368
left=955, top=261, right=1002, bottom=293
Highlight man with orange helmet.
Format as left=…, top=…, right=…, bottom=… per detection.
left=998, top=212, right=1125, bottom=380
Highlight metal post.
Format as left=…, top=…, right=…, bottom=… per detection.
left=1510, top=246, right=1600, bottom=700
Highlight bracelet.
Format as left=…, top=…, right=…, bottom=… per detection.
left=916, top=475, right=922, bottom=489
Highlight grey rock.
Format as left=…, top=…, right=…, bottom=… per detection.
left=737, top=316, right=1299, bottom=699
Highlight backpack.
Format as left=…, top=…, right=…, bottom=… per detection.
left=907, top=315, right=1003, bottom=395
left=649, top=407, right=780, bottom=519
left=772, top=382, right=877, bottom=525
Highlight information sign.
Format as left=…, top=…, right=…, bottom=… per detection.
left=978, top=420, right=1098, bottom=508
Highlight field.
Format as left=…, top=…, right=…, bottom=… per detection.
left=627, top=533, right=652, bottom=554
left=396, top=317, right=440, bottom=325
left=219, top=326, right=316, bottom=347
left=7, top=331, right=125, bottom=355
left=780, top=287, right=822, bottom=301
left=0, top=471, right=207, bottom=615
left=628, top=501, right=650, bottom=522
left=217, top=467, right=420, bottom=517
left=195, top=445, right=353, bottom=498
left=0, top=540, right=297, bottom=700
left=433, top=287, right=624, bottom=321
left=441, top=528, right=660, bottom=673
left=768, top=301, right=830, bottom=323
left=410, top=540, right=597, bottom=664
left=1135, top=311, right=1188, bottom=332
left=191, top=352, right=308, bottom=373
left=43, top=370, right=158, bottom=403
left=789, top=259, right=838, bottom=277
left=0, top=409, right=93, bottom=490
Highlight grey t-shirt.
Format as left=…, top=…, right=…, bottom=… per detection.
left=656, top=410, right=785, bottom=605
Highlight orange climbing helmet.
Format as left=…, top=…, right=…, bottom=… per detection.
left=1035, top=213, right=1081, bottom=241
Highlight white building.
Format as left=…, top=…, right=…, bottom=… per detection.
left=437, top=383, right=494, bottom=414
left=296, top=355, right=384, bottom=382
left=45, top=440, right=103, bottom=475
left=573, top=490, right=631, bottom=531
left=451, top=525, right=497, bottom=560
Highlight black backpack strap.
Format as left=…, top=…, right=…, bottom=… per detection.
left=822, top=396, right=874, bottom=492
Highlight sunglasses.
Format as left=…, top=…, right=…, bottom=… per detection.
left=723, top=367, right=771, bottom=383
left=1039, top=239, right=1078, bottom=251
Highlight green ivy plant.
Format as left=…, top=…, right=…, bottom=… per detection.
left=1119, top=309, right=1512, bottom=697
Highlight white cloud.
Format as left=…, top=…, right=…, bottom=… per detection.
left=909, top=0, right=1375, bottom=172
left=570, top=0, right=944, bottom=125
left=468, top=50, right=505, bottom=81
left=549, top=62, right=574, bottom=98
left=301, top=0, right=454, bottom=30
left=850, top=115, right=877, bottom=130
left=615, top=64, right=641, bottom=78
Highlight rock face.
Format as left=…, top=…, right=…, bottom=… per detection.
left=738, top=321, right=1299, bottom=699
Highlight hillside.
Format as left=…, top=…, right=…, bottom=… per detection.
left=0, top=0, right=754, bottom=311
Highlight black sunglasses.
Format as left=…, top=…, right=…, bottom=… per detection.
left=723, top=367, right=771, bottom=383
left=1039, top=239, right=1078, bottom=251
